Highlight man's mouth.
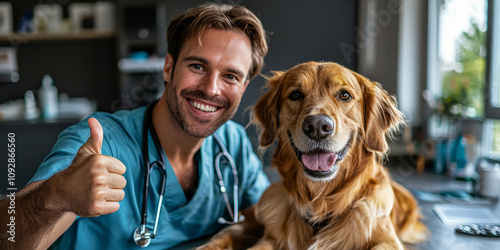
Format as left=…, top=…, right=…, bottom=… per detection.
left=181, top=89, right=227, bottom=113
left=288, top=131, right=352, bottom=179
left=189, top=100, right=218, bottom=112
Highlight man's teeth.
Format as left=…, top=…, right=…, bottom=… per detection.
left=190, top=101, right=217, bottom=112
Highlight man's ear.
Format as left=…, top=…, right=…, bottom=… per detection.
left=164, top=54, right=174, bottom=82
left=252, top=71, right=285, bottom=147
left=354, top=72, right=405, bottom=153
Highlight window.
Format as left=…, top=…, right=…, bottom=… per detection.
left=429, top=0, right=500, bottom=158
left=427, top=0, right=496, bottom=163
left=439, top=0, right=487, bottom=118
left=485, top=0, right=500, bottom=155
left=427, top=0, right=487, bottom=138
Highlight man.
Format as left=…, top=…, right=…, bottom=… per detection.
left=0, top=4, right=269, bottom=249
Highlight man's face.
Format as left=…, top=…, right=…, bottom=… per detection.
left=163, top=29, right=253, bottom=138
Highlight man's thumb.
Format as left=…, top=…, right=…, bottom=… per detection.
left=84, top=117, right=103, bottom=154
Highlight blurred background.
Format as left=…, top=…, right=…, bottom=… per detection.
left=1, top=0, right=500, bottom=199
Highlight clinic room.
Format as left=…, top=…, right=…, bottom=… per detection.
left=0, top=0, right=499, bottom=249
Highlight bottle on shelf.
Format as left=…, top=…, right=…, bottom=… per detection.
left=38, top=74, right=59, bottom=120
left=24, top=90, right=39, bottom=120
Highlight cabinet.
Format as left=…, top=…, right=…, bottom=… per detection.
left=114, top=0, right=167, bottom=110
left=0, top=1, right=120, bottom=195
left=0, top=35, right=118, bottom=112
left=0, top=30, right=116, bottom=42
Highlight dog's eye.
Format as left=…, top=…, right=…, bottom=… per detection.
left=339, top=91, right=351, bottom=101
left=288, top=90, right=303, bottom=101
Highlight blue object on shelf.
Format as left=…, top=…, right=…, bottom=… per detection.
left=17, top=10, right=33, bottom=33
left=434, top=139, right=449, bottom=173
left=451, top=133, right=468, bottom=171
left=129, top=51, right=149, bottom=61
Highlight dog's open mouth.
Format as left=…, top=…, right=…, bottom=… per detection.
left=288, top=131, right=352, bottom=179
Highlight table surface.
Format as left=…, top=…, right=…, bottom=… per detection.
left=387, top=159, right=500, bottom=249
left=175, top=159, right=500, bottom=249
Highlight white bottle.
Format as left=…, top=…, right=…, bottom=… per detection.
left=24, top=90, right=39, bottom=120
left=39, top=74, right=58, bottom=120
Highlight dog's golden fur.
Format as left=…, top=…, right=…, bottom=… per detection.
left=200, top=62, right=426, bottom=250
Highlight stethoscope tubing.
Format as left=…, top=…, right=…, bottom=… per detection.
left=213, top=134, right=240, bottom=223
left=137, top=101, right=168, bottom=246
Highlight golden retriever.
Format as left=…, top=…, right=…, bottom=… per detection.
left=201, top=61, right=427, bottom=250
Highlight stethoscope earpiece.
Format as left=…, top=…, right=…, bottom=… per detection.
left=217, top=217, right=227, bottom=224
left=217, top=215, right=245, bottom=225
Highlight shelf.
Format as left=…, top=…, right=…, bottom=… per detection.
left=0, top=31, right=116, bottom=42
left=118, top=57, right=164, bottom=73
left=0, top=117, right=82, bottom=125
left=124, top=38, right=157, bottom=45
left=0, top=72, right=19, bottom=83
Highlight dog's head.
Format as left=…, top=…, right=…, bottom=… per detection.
left=253, top=62, right=404, bottom=182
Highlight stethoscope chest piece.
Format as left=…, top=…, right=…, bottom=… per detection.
left=134, top=226, right=152, bottom=247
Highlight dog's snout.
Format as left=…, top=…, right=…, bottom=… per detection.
left=302, top=115, right=334, bottom=141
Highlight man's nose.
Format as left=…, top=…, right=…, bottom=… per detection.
left=201, top=73, right=221, bottom=96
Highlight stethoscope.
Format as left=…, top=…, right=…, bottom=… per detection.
left=133, top=100, right=244, bottom=248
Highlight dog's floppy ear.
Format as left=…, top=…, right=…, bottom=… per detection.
left=355, top=72, right=405, bottom=153
left=253, top=71, right=285, bottom=147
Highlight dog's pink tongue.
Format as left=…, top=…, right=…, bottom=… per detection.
left=301, top=152, right=337, bottom=171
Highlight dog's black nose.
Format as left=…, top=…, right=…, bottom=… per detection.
left=302, top=115, right=334, bottom=141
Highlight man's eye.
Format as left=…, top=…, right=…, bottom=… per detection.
left=225, top=74, right=237, bottom=81
left=190, top=64, right=204, bottom=71
left=288, top=90, right=303, bottom=101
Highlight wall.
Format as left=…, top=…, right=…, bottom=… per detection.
left=357, top=0, right=428, bottom=140
left=357, top=0, right=401, bottom=95
left=397, top=0, right=427, bottom=128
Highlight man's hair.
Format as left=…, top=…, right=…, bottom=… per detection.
left=167, top=4, right=268, bottom=80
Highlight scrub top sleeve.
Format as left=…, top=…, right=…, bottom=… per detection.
left=240, top=136, right=270, bottom=210
left=27, top=114, right=115, bottom=185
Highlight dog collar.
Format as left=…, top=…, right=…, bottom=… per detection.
left=301, top=215, right=331, bottom=234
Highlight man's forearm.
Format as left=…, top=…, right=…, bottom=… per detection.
left=0, top=179, right=74, bottom=250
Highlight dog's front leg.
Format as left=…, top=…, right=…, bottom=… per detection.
left=370, top=242, right=403, bottom=250
left=196, top=224, right=258, bottom=250
left=197, top=206, right=264, bottom=250
left=247, top=237, right=275, bottom=250
left=368, top=216, right=404, bottom=250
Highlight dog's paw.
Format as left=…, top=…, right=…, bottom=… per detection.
left=370, top=242, right=404, bottom=250
left=195, top=235, right=234, bottom=250
left=195, top=244, right=227, bottom=250
left=247, top=246, right=273, bottom=250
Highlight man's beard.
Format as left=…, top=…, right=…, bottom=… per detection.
left=166, top=81, right=236, bottom=138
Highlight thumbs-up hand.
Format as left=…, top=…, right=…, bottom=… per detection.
left=51, top=118, right=127, bottom=217
left=80, top=117, right=104, bottom=154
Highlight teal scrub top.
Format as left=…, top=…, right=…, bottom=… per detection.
left=28, top=106, right=270, bottom=249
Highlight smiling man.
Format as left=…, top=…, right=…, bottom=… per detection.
left=0, top=4, right=269, bottom=249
